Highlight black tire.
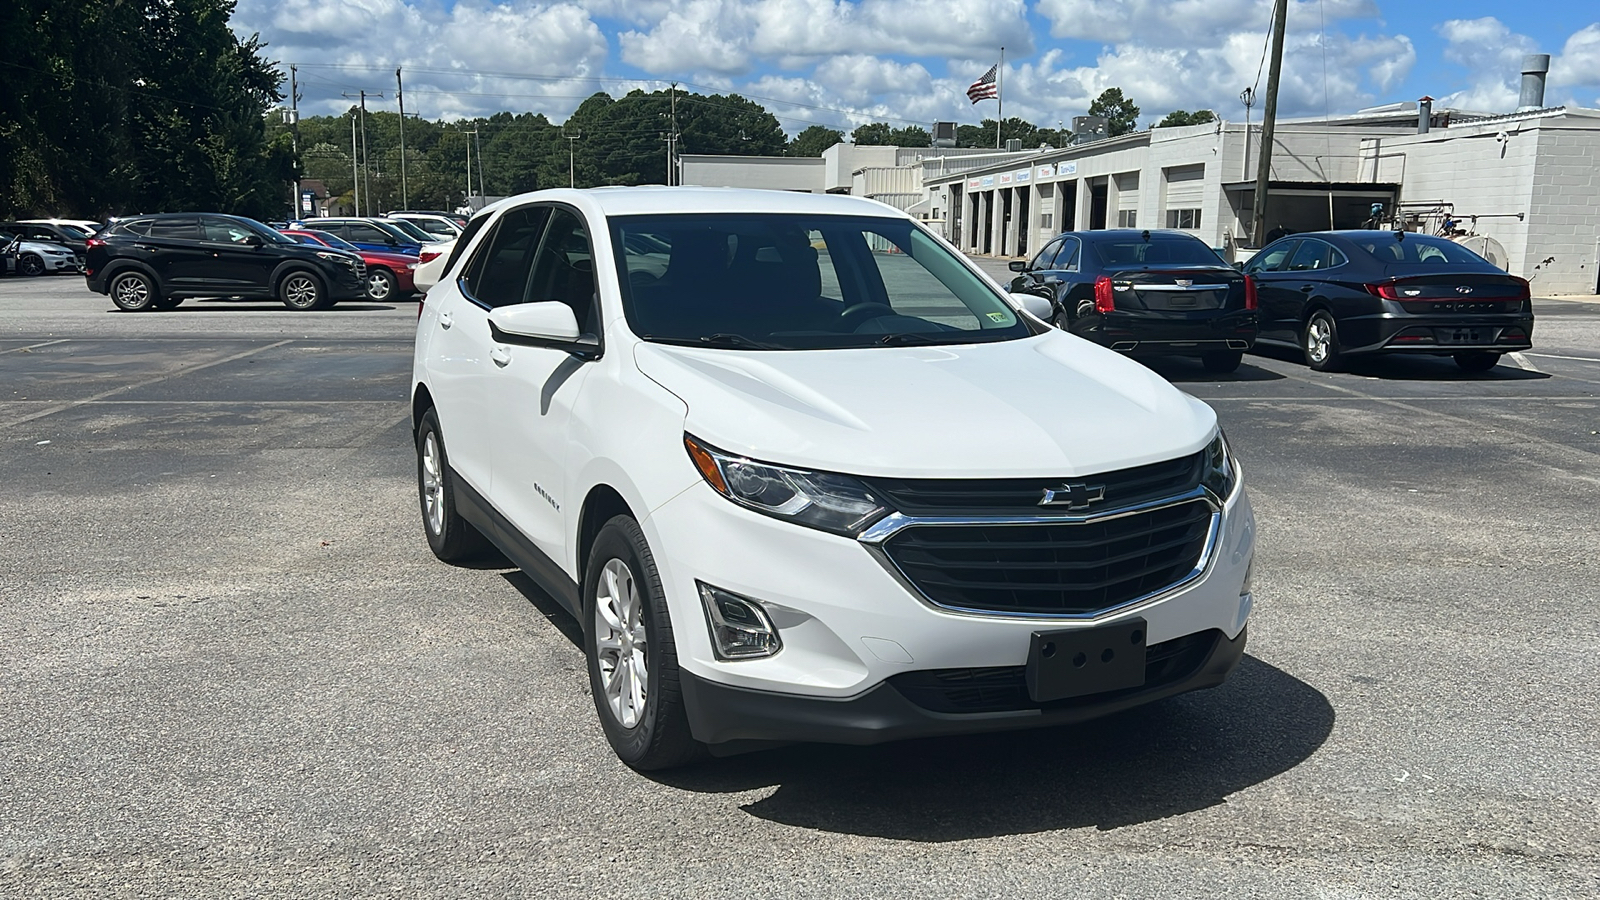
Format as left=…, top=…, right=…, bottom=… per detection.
left=1051, top=309, right=1070, bottom=330
left=109, top=270, right=159, bottom=311
left=415, top=408, right=492, bottom=563
left=365, top=267, right=397, bottom=301
left=18, top=253, right=45, bottom=277
left=584, top=516, right=704, bottom=771
left=278, top=269, right=330, bottom=310
left=1302, top=310, right=1343, bottom=372
left=1201, top=350, right=1244, bottom=373
left=1454, top=351, right=1501, bottom=373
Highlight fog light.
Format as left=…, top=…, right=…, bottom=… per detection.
left=697, top=582, right=781, bottom=660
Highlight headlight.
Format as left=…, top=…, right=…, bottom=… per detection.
left=1201, top=431, right=1238, bottom=501
left=315, top=251, right=354, bottom=265
left=684, top=435, right=890, bottom=536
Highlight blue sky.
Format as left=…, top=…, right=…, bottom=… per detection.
left=234, top=1, right=1600, bottom=132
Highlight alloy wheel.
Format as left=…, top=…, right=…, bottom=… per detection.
left=114, top=276, right=149, bottom=308
left=1306, top=317, right=1331, bottom=364
left=594, top=558, right=649, bottom=729
left=284, top=274, right=319, bottom=308
left=367, top=272, right=392, bottom=300
left=420, top=431, right=444, bottom=536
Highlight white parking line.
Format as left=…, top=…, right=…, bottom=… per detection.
left=0, top=339, right=69, bottom=355
left=1507, top=352, right=1541, bottom=372
left=1526, top=352, right=1600, bottom=364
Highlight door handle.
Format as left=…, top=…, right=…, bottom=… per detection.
left=1300, top=285, right=1315, bottom=292
left=438, top=310, right=453, bottom=329
left=490, top=345, right=511, bottom=367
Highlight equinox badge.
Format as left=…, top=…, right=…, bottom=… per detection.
left=1039, top=483, right=1107, bottom=510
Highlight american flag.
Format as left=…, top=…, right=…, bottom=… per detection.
left=966, top=64, right=999, bottom=103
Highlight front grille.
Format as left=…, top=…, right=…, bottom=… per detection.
left=881, top=500, right=1213, bottom=615
left=864, top=452, right=1203, bottom=516
left=888, top=630, right=1221, bottom=713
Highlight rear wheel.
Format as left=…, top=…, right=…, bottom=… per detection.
left=1302, top=311, right=1343, bottom=372
left=18, top=254, right=44, bottom=277
left=110, top=271, right=158, bottom=311
left=365, top=268, right=396, bottom=301
left=279, top=270, right=329, bottom=310
left=584, top=516, right=703, bottom=771
left=415, top=408, right=492, bottom=563
left=1454, top=351, right=1501, bottom=373
left=1201, top=350, right=1243, bottom=373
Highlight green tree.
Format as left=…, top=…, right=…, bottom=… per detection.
left=1156, top=109, right=1216, bottom=128
left=789, top=125, right=843, bottom=156
left=956, top=118, right=1045, bottom=149
left=1088, top=88, right=1141, bottom=136
left=887, top=125, right=931, bottom=147
left=851, top=122, right=895, bottom=145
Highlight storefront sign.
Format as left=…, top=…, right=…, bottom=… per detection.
left=1036, top=165, right=1055, bottom=179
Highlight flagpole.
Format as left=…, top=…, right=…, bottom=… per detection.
left=995, top=47, right=1004, bottom=150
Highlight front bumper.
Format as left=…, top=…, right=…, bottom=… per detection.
left=644, top=473, right=1256, bottom=747
left=681, top=626, right=1246, bottom=748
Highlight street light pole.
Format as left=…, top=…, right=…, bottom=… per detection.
left=396, top=67, right=408, bottom=210
left=565, top=129, right=581, bottom=188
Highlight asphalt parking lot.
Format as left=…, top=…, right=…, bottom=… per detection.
left=1, top=270, right=1597, bottom=898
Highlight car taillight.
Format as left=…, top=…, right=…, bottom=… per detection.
left=85, top=238, right=105, bottom=249
left=1093, top=276, right=1115, bottom=314
left=1243, top=275, right=1258, bottom=310
left=419, top=249, right=442, bottom=264
left=1364, top=282, right=1401, bottom=300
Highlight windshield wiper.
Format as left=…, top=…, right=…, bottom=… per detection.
left=875, top=331, right=947, bottom=346
left=646, top=333, right=784, bottom=350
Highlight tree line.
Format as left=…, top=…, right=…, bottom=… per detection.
left=0, top=0, right=293, bottom=220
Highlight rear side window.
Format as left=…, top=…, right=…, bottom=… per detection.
left=111, top=219, right=153, bottom=237
left=459, top=206, right=552, bottom=308
left=1029, top=238, right=1062, bottom=271
left=1357, top=235, right=1489, bottom=266
left=1286, top=240, right=1347, bottom=271
left=1054, top=237, right=1081, bottom=270
left=347, top=224, right=390, bottom=243
left=442, top=215, right=492, bottom=275
left=146, top=218, right=199, bottom=240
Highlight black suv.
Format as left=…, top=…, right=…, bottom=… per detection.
left=85, top=213, right=366, bottom=311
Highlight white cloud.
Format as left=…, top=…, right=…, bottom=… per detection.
left=1036, top=0, right=1379, bottom=46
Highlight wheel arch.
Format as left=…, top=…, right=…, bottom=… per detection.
left=411, top=383, right=435, bottom=432
left=576, top=485, right=637, bottom=587
left=270, top=261, right=327, bottom=292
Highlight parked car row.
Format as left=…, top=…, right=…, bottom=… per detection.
left=1008, top=227, right=1533, bottom=374
left=0, top=220, right=91, bottom=276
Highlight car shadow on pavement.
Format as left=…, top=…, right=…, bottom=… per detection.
left=647, top=655, right=1333, bottom=840
left=1137, top=357, right=1286, bottom=383
left=1248, top=345, right=1549, bottom=381
left=107, top=302, right=400, bottom=313
left=502, top=570, right=585, bottom=647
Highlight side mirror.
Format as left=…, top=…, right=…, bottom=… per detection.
left=1008, top=260, right=1027, bottom=272
left=243, top=234, right=263, bottom=247
left=1232, top=261, right=1245, bottom=271
left=1008, top=292, right=1054, bottom=322
left=385, top=238, right=398, bottom=246
left=488, top=302, right=600, bottom=360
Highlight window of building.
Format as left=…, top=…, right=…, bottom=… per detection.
left=1165, top=208, right=1202, bottom=229
left=1040, top=212, right=1053, bottom=230
left=1117, top=210, right=1137, bottom=228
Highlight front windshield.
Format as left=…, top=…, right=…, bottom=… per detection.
left=385, top=218, right=436, bottom=242
left=305, top=229, right=360, bottom=252
left=611, top=213, right=1033, bottom=350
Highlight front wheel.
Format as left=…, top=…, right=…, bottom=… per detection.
left=1302, top=311, right=1343, bottom=372
left=584, top=516, right=703, bottom=771
left=1454, top=351, right=1501, bottom=373
left=110, top=271, right=159, bottom=311
left=365, top=268, right=396, bottom=301
left=1201, top=350, right=1244, bottom=373
left=279, top=270, right=329, bottom=310
left=18, top=254, right=45, bottom=277
left=415, top=409, right=492, bottom=563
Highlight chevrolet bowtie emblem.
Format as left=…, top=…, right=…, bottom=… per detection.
left=1039, top=483, right=1106, bottom=509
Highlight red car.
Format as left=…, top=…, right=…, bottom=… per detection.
left=281, top=229, right=417, bottom=301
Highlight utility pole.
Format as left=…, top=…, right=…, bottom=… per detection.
left=996, top=47, right=1005, bottom=150
left=564, top=129, right=581, bottom=188
left=350, top=113, right=360, bottom=216
left=288, top=65, right=301, bottom=218
left=463, top=127, right=474, bottom=211
left=343, top=90, right=384, bottom=215
left=474, top=127, right=486, bottom=202
left=668, top=82, right=679, bottom=186
left=1251, top=0, right=1287, bottom=247
left=396, top=68, right=408, bottom=210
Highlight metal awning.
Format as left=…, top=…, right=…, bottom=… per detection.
left=1223, top=180, right=1399, bottom=196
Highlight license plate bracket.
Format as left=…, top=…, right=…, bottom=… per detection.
left=1025, top=618, right=1148, bottom=703
left=1436, top=327, right=1484, bottom=345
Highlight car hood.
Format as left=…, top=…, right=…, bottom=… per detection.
left=633, top=332, right=1216, bottom=478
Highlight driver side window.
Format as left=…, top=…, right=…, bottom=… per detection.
left=1246, top=241, right=1297, bottom=274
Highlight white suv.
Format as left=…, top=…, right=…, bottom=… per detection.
left=411, top=188, right=1256, bottom=769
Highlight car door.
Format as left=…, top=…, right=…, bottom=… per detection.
left=348, top=222, right=407, bottom=254
left=1278, top=239, right=1347, bottom=335
left=425, top=210, right=546, bottom=498
left=487, top=205, right=600, bottom=564
left=1243, top=240, right=1299, bottom=340
left=1012, top=237, right=1063, bottom=294
left=140, top=218, right=208, bottom=288
left=199, top=217, right=272, bottom=291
